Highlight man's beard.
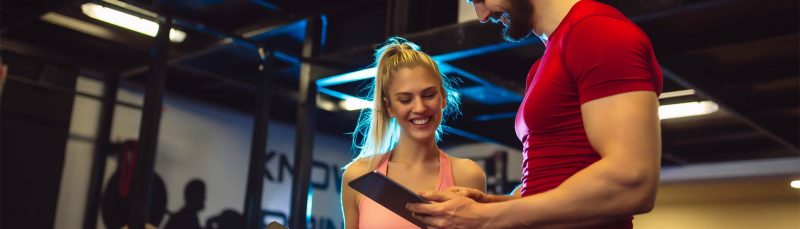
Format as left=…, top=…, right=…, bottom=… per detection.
left=501, top=0, right=535, bottom=42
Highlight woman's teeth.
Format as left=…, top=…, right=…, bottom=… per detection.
left=412, top=118, right=430, bottom=125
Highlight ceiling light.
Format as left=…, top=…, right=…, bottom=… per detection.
left=315, top=96, right=338, bottom=112
left=659, top=101, right=719, bottom=120
left=659, top=89, right=695, bottom=99
left=81, top=3, right=186, bottom=42
left=791, top=180, right=800, bottom=189
left=340, top=98, right=372, bottom=111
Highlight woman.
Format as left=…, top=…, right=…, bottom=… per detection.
left=340, top=37, right=487, bottom=229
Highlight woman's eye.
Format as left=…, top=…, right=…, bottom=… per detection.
left=399, top=99, right=411, bottom=104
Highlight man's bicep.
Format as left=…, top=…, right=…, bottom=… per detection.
left=580, top=91, right=661, bottom=162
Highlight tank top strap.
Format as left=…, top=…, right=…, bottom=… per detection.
left=375, top=151, right=392, bottom=175
left=437, top=149, right=456, bottom=190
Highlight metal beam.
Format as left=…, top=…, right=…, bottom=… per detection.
left=118, top=0, right=377, bottom=79
left=0, top=0, right=84, bottom=34
left=289, top=16, right=323, bottom=229
left=170, top=63, right=342, bottom=112
left=637, top=0, right=799, bottom=55
left=243, top=47, right=275, bottom=229
left=127, top=15, right=171, bottom=229
left=0, top=38, right=116, bottom=73
left=4, top=74, right=142, bottom=109
left=82, top=72, right=119, bottom=229
left=386, top=0, right=411, bottom=36
left=119, top=20, right=289, bottom=79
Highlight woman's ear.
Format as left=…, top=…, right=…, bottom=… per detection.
left=441, top=89, right=448, bottom=108
left=383, top=97, right=395, bottom=118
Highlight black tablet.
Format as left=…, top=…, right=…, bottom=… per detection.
left=348, top=171, right=430, bottom=228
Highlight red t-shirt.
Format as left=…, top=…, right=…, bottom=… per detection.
left=514, top=0, right=663, bottom=228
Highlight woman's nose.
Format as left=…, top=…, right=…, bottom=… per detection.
left=412, top=98, right=427, bottom=113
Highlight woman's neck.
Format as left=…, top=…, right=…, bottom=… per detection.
left=391, top=135, right=439, bottom=165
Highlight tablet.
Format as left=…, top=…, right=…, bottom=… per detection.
left=348, top=171, right=429, bottom=228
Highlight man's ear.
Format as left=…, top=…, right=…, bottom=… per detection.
left=383, top=97, right=395, bottom=117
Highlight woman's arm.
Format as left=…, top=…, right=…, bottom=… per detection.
left=341, top=159, right=370, bottom=229
left=450, top=158, right=488, bottom=193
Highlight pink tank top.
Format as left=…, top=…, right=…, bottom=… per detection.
left=357, top=150, right=455, bottom=229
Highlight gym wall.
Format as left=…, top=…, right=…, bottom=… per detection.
left=56, top=76, right=351, bottom=229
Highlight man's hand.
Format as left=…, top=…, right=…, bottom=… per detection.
left=446, top=186, right=520, bottom=204
left=406, top=191, right=495, bottom=229
left=445, top=186, right=494, bottom=203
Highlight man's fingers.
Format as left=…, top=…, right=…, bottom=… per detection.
left=444, top=186, right=462, bottom=193
left=406, top=203, right=440, bottom=216
left=444, top=187, right=487, bottom=201
left=420, top=191, right=455, bottom=202
left=413, top=213, right=447, bottom=229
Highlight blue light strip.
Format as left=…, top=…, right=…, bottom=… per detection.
left=316, top=67, right=377, bottom=87
left=439, top=63, right=523, bottom=100
left=438, top=63, right=492, bottom=86
left=318, top=87, right=367, bottom=102
left=442, top=126, right=499, bottom=144
left=320, top=15, right=328, bottom=48
left=432, top=38, right=540, bottom=62
left=472, top=112, right=517, bottom=121
left=274, top=51, right=301, bottom=66
left=306, top=188, right=313, bottom=223
left=251, top=0, right=281, bottom=11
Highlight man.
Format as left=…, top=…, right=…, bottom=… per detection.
left=406, top=0, right=663, bottom=228
left=165, top=180, right=206, bottom=229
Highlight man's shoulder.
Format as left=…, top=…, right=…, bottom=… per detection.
left=567, top=0, right=638, bottom=33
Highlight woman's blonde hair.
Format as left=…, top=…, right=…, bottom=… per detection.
left=345, top=37, right=461, bottom=170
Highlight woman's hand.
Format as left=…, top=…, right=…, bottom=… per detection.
left=406, top=191, right=496, bottom=229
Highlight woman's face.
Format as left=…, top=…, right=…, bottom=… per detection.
left=384, top=66, right=446, bottom=143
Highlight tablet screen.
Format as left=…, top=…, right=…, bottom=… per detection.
left=348, top=171, right=429, bottom=228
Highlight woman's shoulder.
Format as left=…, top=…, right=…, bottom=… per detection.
left=445, top=154, right=487, bottom=191
left=445, top=155, right=486, bottom=181
left=446, top=155, right=485, bottom=175
left=342, top=156, right=382, bottom=182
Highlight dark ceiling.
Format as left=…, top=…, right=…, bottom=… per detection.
left=1, top=0, right=798, bottom=166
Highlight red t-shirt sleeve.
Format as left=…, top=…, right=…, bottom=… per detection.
left=563, top=16, right=658, bottom=104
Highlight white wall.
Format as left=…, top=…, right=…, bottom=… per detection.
left=56, top=77, right=351, bottom=229
left=636, top=199, right=800, bottom=229
left=634, top=177, right=800, bottom=229
left=458, top=0, right=479, bottom=23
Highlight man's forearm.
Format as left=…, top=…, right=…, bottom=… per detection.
left=484, top=184, right=522, bottom=203
left=487, top=194, right=518, bottom=203
left=482, top=157, right=658, bottom=228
